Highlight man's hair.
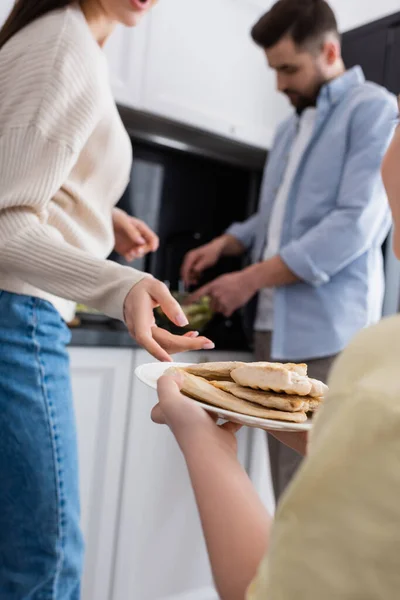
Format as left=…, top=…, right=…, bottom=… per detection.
left=251, top=0, right=339, bottom=52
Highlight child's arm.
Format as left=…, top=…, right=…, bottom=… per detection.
left=153, top=374, right=306, bottom=600
left=183, top=426, right=271, bottom=600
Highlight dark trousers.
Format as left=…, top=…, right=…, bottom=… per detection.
left=254, top=332, right=337, bottom=502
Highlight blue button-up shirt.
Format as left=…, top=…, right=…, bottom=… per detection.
left=227, top=67, right=397, bottom=360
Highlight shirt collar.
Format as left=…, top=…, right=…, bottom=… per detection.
left=318, top=66, right=365, bottom=109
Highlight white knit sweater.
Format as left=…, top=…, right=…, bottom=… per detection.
left=0, top=4, right=146, bottom=322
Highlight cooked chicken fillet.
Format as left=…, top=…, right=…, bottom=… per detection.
left=211, top=381, right=308, bottom=412
left=231, top=363, right=312, bottom=396
left=308, top=378, right=329, bottom=398
left=166, top=368, right=307, bottom=423
left=249, top=361, right=307, bottom=376
left=182, top=362, right=247, bottom=381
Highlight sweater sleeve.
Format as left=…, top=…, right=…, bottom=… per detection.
left=0, top=126, right=146, bottom=321
left=0, top=35, right=146, bottom=321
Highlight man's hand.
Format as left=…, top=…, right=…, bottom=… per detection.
left=189, top=269, right=259, bottom=317
left=113, top=208, right=159, bottom=262
left=181, top=235, right=245, bottom=287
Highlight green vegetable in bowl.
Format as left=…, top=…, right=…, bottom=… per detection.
left=155, top=293, right=214, bottom=333
left=75, top=304, right=100, bottom=315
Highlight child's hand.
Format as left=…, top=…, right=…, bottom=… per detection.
left=268, top=430, right=308, bottom=456
left=152, top=373, right=241, bottom=454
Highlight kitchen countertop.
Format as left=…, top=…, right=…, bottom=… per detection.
left=69, top=319, right=251, bottom=351
left=68, top=321, right=139, bottom=348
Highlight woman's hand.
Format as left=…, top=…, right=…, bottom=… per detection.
left=151, top=372, right=241, bottom=454
left=113, top=208, right=159, bottom=261
left=124, top=278, right=215, bottom=362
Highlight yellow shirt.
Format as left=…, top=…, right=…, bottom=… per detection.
left=247, top=314, right=400, bottom=599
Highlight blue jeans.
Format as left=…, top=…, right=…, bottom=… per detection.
left=0, top=291, right=83, bottom=599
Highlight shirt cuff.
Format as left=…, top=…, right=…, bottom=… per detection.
left=280, top=243, right=330, bottom=286
left=226, top=223, right=253, bottom=250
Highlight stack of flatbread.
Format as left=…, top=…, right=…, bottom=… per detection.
left=166, top=361, right=328, bottom=424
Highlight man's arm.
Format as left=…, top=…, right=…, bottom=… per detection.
left=216, top=234, right=247, bottom=257
left=181, top=233, right=246, bottom=286
left=189, top=254, right=299, bottom=315
left=241, top=93, right=396, bottom=292
left=226, top=212, right=261, bottom=252
left=243, top=254, right=300, bottom=291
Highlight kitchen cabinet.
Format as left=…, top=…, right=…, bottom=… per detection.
left=342, top=26, right=388, bottom=87
left=139, top=0, right=288, bottom=148
left=341, top=11, right=400, bottom=95
left=69, top=346, right=274, bottom=600
left=69, top=348, right=134, bottom=600
left=103, top=0, right=400, bottom=148
left=0, top=0, right=13, bottom=28
left=105, top=0, right=290, bottom=149
left=341, top=11, right=400, bottom=316
left=332, top=0, right=399, bottom=32
left=112, top=348, right=274, bottom=600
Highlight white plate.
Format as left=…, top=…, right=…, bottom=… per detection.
left=135, top=362, right=312, bottom=432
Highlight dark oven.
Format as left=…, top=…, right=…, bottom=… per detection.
left=109, top=137, right=263, bottom=350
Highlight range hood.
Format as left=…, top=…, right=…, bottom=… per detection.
left=118, top=105, right=267, bottom=171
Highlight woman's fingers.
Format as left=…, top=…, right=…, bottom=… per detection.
left=125, top=279, right=214, bottom=362
left=135, top=328, right=172, bottom=362
left=152, top=326, right=214, bottom=354
left=125, top=282, right=172, bottom=362
left=151, top=281, right=189, bottom=328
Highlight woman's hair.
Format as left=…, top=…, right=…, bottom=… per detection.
left=0, top=1, right=76, bottom=50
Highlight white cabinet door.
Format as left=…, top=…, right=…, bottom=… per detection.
left=141, top=0, right=289, bottom=148
left=69, top=348, right=134, bottom=600
left=112, top=349, right=217, bottom=600
left=103, top=20, right=149, bottom=108
left=0, top=0, right=13, bottom=27
left=112, top=349, right=273, bottom=600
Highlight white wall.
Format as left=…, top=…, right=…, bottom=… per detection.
left=0, top=0, right=13, bottom=28
left=1, top=0, right=399, bottom=35
left=251, top=0, right=398, bottom=32
left=1, top=1, right=399, bottom=42
left=329, top=0, right=398, bottom=32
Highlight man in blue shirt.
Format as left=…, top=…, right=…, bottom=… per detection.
left=182, top=0, right=397, bottom=500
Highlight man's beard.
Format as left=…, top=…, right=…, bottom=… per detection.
left=295, top=94, right=319, bottom=114
left=284, top=73, right=327, bottom=114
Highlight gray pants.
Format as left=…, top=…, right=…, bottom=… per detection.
left=254, top=332, right=337, bottom=502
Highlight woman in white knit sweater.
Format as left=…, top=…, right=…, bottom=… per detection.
left=0, top=1, right=214, bottom=598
